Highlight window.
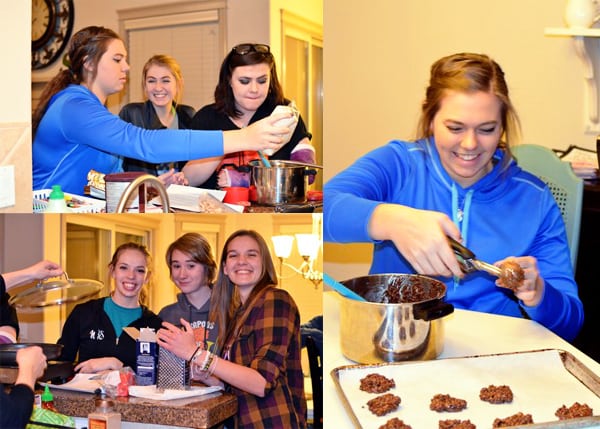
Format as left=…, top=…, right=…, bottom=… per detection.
left=117, top=2, right=227, bottom=110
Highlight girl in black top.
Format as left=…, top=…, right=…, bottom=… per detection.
left=58, top=243, right=162, bottom=373
left=184, top=43, right=315, bottom=189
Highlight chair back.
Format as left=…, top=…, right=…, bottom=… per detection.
left=306, top=335, right=323, bottom=429
left=512, top=144, right=583, bottom=270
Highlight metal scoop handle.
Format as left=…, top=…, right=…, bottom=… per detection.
left=447, top=237, right=502, bottom=277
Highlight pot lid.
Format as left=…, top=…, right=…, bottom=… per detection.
left=8, top=273, right=103, bottom=309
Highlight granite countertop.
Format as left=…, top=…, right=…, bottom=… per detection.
left=50, top=388, right=237, bottom=428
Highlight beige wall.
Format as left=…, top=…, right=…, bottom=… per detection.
left=0, top=2, right=31, bottom=212
left=323, top=0, right=594, bottom=280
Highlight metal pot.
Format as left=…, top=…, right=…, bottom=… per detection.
left=250, top=160, right=321, bottom=205
left=339, top=274, right=454, bottom=363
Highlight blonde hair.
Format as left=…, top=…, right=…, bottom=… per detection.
left=416, top=52, right=521, bottom=165
left=142, top=54, right=184, bottom=104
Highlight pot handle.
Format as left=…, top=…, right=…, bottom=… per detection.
left=413, top=300, right=454, bottom=321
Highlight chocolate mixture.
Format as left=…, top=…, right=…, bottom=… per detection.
left=378, top=417, right=412, bottom=429
left=439, top=420, right=476, bottom=429
left=479, top=385, right=513, bottom=404
left=499, top=261, right=524, bottom=290
left=492, top=412, right=533, bottom=427
left=367, top=393, right=402, bottom=416
left=383, top=276, right=440, bottom=303
left=555, top=402, right=593, bottom=420
left=430, top=394, right=468, bottom=412
left=360, top=373, right=396, bottom=394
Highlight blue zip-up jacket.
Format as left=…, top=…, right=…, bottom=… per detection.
left=33, top=85, right=223, bottom=194
left=324, top=138, right=583, bottom=341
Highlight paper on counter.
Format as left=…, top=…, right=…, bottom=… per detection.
left=40, top=373, right=104, bottom=393
left=155, top=185, right=226, bottom=212
left=128, top=384, right=222, bottom=400
left=334, top=349, right=600, bottom=429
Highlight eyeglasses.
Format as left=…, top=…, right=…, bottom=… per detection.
left=232, top=43, right=270, bottom=55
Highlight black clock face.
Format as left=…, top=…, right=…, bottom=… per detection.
left=31, top=0, right=74, bottom=70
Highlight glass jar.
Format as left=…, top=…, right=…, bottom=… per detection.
left=88, top=398, right=121, bottom=429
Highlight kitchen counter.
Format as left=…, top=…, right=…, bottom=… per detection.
left=323, top=291, right=600, bottom=427
left=49, top=388, right=236, bottom=429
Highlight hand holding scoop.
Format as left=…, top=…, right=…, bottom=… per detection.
left=447, top=237, right=524, bottom=290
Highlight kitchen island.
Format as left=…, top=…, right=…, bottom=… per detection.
left=49, top=388, right=236, bottom=429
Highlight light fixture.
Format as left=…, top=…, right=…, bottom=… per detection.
left=271, top=215, right=323, bottom=288
left=271, top=235, right=294, bottom=282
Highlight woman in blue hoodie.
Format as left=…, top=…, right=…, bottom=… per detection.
left=324, top=52, right=583, bottom=341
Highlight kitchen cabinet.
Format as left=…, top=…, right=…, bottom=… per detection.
left=572, top=181, right=600, bottom=363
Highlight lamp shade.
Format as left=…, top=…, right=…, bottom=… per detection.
left=271, top=235, right=294, bottom=259
left=295, top=233, right=320, bottom=259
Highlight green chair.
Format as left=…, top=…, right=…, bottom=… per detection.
left=512, top=144, right=583, bottom=270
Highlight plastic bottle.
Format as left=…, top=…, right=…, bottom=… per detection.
left=41, top=385, right=57, bottom=411
left=45, top=185, right=70, bottom=213
left=88, top=398, right=121, bottom=429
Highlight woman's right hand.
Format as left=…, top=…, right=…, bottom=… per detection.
left=368, top=204, right=463, bottom=278
left=15, top=346, right=47, bottom=389
left=156, top=319, right=197, bottom=361
left=74, top=357, right=123, bottom=373
left=223, top=112, right=293, bottom=154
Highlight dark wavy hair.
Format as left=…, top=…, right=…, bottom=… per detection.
left=32, top=26, right=122, bottom=137
left=213, top=45, right=285, bottom=118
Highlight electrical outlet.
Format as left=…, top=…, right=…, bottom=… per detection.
left=0, top=165, right=16, bottom=208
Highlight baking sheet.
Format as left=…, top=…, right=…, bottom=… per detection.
left=332, top=349, right=600, bottom=429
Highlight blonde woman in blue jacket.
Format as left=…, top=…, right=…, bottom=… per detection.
left=324, top=52, right=583, bottom=341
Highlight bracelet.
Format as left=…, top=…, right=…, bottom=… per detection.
left=203, top=352, right=214, bottom=372
left=207, top=354, right=218, bottom=376
left=201, top=354, right=217, bottom=379
left=188, top=346, right=201, bottom=363
left=196, top=350, right=211, bottom=371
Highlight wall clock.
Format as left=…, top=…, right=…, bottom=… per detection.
left=32, top=0, right=74, bottom=70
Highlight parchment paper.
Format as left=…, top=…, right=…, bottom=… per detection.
left=334, top=349, right=600, bottom=428
left=40, top=373, right=103, bottom=393
left=128, top=384, right=222, bottom=400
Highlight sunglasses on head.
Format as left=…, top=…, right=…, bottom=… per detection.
left=232, top=43, right=270, bottom=55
